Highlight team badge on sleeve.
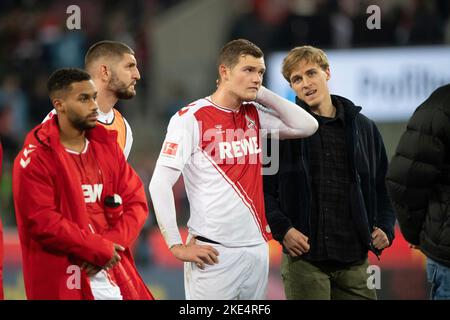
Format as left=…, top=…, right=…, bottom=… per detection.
left=162, top=141, right=179, bottom=157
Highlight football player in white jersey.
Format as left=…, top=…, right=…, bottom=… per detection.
left=150, top=39, right=318, bottom=299
left=43, top=40, right=139, bottom=159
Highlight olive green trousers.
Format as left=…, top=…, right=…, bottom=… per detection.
left=281, top=254, right=377, bottom=300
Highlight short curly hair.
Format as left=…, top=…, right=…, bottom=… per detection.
left=47, top=68, right=91, bottom=98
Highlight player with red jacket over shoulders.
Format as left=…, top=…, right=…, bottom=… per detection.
left=12, top=68, right=153, bottom=300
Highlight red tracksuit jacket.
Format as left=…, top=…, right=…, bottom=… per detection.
left=0, top=141, right=3, bottom=300
left=12, top=117, right=154, bottom=300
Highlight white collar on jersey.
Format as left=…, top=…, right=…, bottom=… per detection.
left=206, top=96, right=241, bottom=113
left=97, top=109, right=115, bottom=124
left=65, top=138, right=90, bottom=155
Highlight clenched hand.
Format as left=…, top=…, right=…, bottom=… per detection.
left=283, top=228, right=310, bottom=257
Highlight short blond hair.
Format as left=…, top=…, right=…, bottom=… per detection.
left=281, top=46, right=329, bottom=83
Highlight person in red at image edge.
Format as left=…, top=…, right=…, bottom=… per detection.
left=0, top=141, right=3, bottom=300
left=12, top=68, right=153, bottom=300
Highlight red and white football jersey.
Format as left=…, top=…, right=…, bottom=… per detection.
left=65, top=141, right=122, bottom=300
left=157, top=98, right=273, bottom=247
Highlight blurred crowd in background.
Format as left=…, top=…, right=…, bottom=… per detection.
left=1, top=0, right=449, bottom=147
left=1, top=0, right=449, bottom=214
left=0, top=0, right=449, bottom=298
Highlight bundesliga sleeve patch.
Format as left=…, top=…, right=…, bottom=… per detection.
left=162, top=141, right=179, bottom=157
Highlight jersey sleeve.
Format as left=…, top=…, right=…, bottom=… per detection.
left=252, top=86, right=318, bottom=139
left=156, top=111, right=197, bottom=171
left=254, top=102, right=281, bottom=130
left=123, top=117, right=133, bottom=160
left=254, top=101, right=318, bottom=140
left=253, top=102, right=287, bottom=139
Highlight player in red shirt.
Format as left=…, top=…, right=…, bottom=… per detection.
left=0, top=141, right=3, bottom=300
left=13, top=68, right=153, bottom=300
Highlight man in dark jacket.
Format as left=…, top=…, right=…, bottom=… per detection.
left=386, top=84, right=450, bottom=300
left=264, top=46, right=395, bottom=299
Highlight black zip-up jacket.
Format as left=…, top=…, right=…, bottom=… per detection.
left=386, top=84, right=450, bottom=267
left=263, top=95, right=395, bottom=256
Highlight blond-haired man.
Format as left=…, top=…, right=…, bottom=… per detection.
left=264, top=46, right=395, bottom=300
